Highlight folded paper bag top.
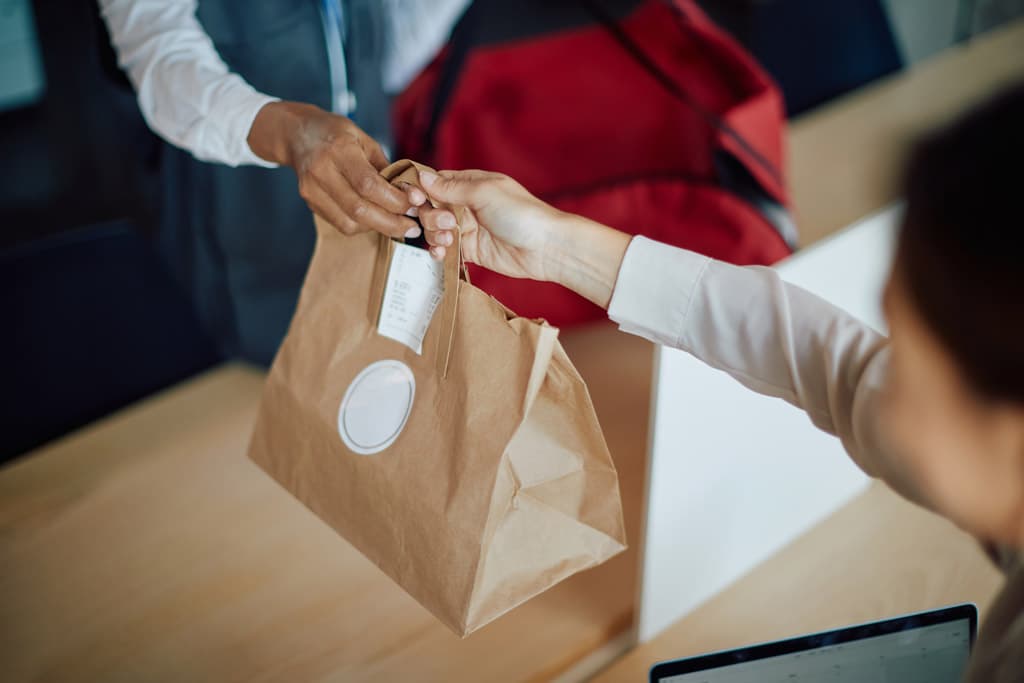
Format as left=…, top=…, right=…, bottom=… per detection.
left=247, top=159, right=627, bottom=636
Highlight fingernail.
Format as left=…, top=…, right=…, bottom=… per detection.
left=440, top=232, right=453, bottom=246
left=419, top=171, right=437, bottom=186
left=409, top=188, right=426, bottom=205
left=405, top=227, right=421, bottom=238
left=405, top=206, right=419, bottom=217
left=439, top=212, right=456, bottom=228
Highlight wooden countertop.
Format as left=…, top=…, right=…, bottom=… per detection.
left=0, top=322, right=654, bottom=683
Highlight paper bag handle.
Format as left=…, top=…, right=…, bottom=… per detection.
left=374, top=160, right=467, bottom=379
left=432, top=222, right=465, bottom=378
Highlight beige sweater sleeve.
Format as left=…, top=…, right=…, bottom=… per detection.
left=607, top=236, right=931, bottom=508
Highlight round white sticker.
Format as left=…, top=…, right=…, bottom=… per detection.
left=337, top=360, right=415, bottom=455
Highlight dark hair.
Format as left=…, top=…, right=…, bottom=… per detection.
left=898, top=81, right=1024, bottom=403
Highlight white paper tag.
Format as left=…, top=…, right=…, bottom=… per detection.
left=377, top=241, right=444, bottom=354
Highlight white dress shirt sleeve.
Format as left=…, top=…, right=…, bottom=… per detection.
left=99, top=0, right=279, bottom=167
left=608, top=236, right=921, bottom=500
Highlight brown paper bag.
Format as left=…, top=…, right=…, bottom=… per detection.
left=248, top=160, right=626, bottom=636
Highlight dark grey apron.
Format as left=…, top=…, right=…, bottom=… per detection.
left=157, top=0, right=387, bottom=366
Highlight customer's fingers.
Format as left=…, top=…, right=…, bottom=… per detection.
left=418, top=206, right=457, bottom=247
left=418, top=169, right=498, bottom=206
left=394, top=181, right=428, bottom=208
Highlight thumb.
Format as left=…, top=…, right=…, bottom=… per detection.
left=419, top=170, right=480, bottom=206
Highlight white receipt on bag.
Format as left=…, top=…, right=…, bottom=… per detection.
left=377, top=241, right=445, bottom=354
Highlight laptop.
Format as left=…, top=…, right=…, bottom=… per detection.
left=650, top=604, right=977, bottom=683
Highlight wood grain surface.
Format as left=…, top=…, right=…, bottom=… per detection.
left=0, top=322, right=653, bottom=683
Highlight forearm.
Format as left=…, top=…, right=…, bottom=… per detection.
left=544, top=214, right=632, bottom=309
left=246, top=101, right=313, bottom=168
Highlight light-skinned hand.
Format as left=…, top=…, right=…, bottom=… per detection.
left=417, top=169, right=632, bottom=308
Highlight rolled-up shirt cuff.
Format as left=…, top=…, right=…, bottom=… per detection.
left=607, top=236, right=711, bottom=348
left=184, top=82, right=280, bottom=168
left=224, top=91, right=280, bottom=168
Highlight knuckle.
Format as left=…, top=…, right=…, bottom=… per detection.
left=336, top=117, right=357, bottom=134
left=349, top=200, right=370, bottom=221
left=308, top=154, right=331, bottom=177
left=355, top=174, right=377, bottom=197
left=334, top=131, right=360, bottom=153
left=328, top=136, right=348, bottom=154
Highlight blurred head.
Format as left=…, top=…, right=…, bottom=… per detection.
left=882, top=82, right=1024, bottom=545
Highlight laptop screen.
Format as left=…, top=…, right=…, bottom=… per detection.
left=652, top=605, right=976, bottom=683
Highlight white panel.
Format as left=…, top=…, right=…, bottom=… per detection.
left=636, top=205, right=902, bottom=642
left=0, top=0, right=45, bottom=112
left=882, top=0, right=959, bottom=64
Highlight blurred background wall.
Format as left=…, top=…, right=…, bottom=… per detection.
left=1, top=0, right=159, bottom=250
